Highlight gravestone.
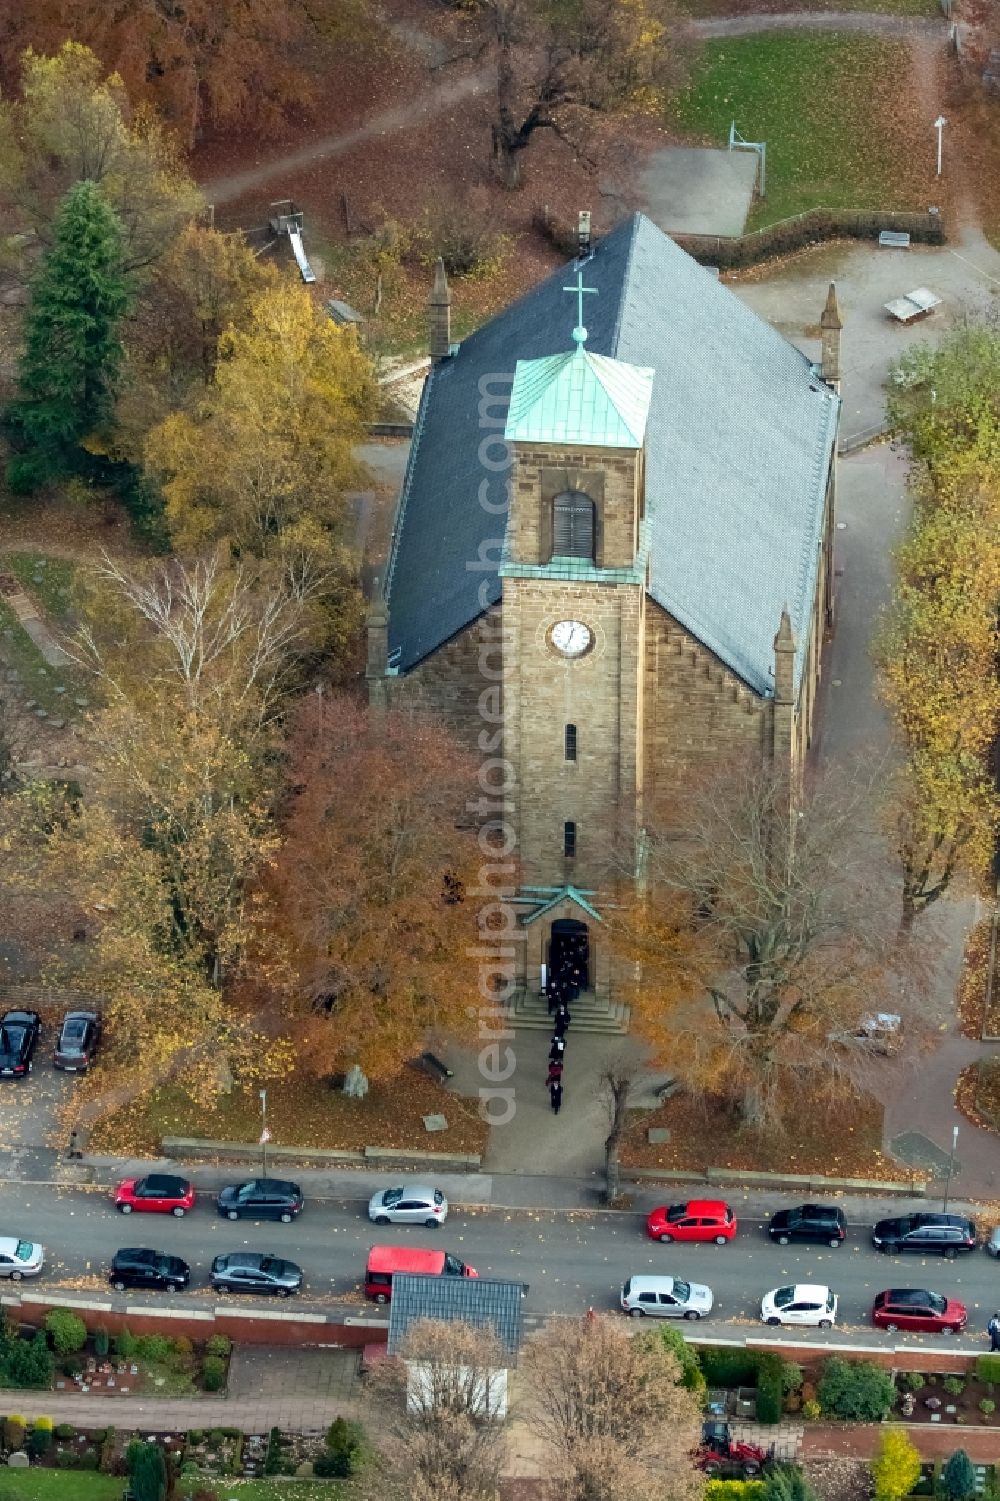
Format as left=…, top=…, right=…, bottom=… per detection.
left=6, top=1451, right=28, bottom=1468
left=423, top=1113, right=447, bottom=1132
left=343, top=1064, right=369, bottom=1098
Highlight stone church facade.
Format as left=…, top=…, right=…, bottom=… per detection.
left=367, top=214, right=841, bottom=1011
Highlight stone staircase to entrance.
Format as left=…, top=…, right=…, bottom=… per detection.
left=504, top=987, right=630, bottom=1034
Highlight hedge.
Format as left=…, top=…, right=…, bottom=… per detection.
left=755, top=1354, right=784, bottom=1425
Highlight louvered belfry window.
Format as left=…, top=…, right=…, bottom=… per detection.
left=553, top=490, right=595, bottom=561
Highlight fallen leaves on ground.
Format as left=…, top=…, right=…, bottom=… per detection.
left=621, top=1088, right=909, bottom=1181
left=86, top=1067, right=488, bottom=1158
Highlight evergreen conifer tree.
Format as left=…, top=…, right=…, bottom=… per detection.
left=942, top=1450, right=977, bottom=1501
left=5, top=179, right=128, bottom=492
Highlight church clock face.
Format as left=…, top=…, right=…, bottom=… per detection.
left=550, top=619, right=593, bottom=658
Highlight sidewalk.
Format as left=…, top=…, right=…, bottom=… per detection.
left=56, top=1153, right=997, bottom=1230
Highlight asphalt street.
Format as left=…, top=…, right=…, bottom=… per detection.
left=4, top=1183, right=1000, bottom=1352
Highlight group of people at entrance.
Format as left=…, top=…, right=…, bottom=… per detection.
left=542, top=930, right=588, bottom=1115
left=547, top=931, right=587, bottom=1012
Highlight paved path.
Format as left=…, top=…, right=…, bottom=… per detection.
left=0, top=1386, right=363, bottom=1434
left=201, top=66, right=489, bottom=206
left=805, top=1423, right=1000, bottom=1461
left=691, top=9, right=946, bottom=35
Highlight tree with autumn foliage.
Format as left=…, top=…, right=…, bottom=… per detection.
left=114, top=223, right=279, bottom=460
left=611, top=761, right=922, bottom=1130
left=1, top=555, right=305, bottom=1107
left=144, top=284, right=377, bottom=672
left=453, top=0, right=689, bottom=187
left=271, top=695, right=480, bottom=1081
left=0, top=44, right=201, bottom=275
left=0, top=0, right=368, bottom=149
left=879, top=328, right=1000, bottom=927
left=522, top=1313, right=704, bottom=1501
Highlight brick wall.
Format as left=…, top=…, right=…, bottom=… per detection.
left=503, top=576, right=644, bottom=891
left=508, top=443, right=642, bottom=569
left=643, top=600, right=768, bottom=827
left=388, top=610, right=502, bottom=753
left=8, top=1297, right=384, bottom=1350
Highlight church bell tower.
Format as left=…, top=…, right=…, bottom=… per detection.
left=501, top=271, right=655, bottom=999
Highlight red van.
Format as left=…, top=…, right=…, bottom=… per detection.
left=365, top=1244, right=478, bottom=1304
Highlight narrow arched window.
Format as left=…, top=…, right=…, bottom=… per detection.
left=564, top=821, right=577, bottom=858
left=553, top=491, right=595, bottom=560
left=565, top=724, right=577, bottom=761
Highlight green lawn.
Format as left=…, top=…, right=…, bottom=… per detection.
left=0, top=1474, right=119, bottom=1501
left=2, top=553, right=78, bottom=623
left=0, top=551, right=91, bottom=719
left=668, top=32, right=934, bottom=227
left=0, top=1476, right=342, bottom=1500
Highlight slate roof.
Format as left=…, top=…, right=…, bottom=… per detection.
left=505, top=345, right=655, bottom=449
left=388, top=1273, right=525, bottom=1359
left=384, top=212, right=839, bottom=695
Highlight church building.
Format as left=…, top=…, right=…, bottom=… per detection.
left=367, top=212, right=841, bottom=1025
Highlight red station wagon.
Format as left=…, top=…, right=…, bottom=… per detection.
left=646, top=1200, right=737, bottom=1245
left=872, top=1288, right=968, bottom=1335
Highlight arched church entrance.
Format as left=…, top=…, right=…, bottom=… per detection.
left=548, top=917, right=590, bottom=1000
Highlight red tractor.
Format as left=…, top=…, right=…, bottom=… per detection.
left=697, top=1421, right=773, bottom=1479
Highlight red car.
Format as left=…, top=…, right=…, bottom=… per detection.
left=872, top=1288, right=967, bottom=1335
left=115, top=1174, right=195, bottom=1218
left=647, top=1199, right=737, bottom=1245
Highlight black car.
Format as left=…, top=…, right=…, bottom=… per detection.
left=216, top=1179, right=304, bottom=1224
left=210, top=1252, right=303, bottom=1297
left=109, top=1248, right=190, bottom=1293
left=872, top=1213, right=977, bottom=1258
left=768, top=1204, right=847, bottom=1248
left=0, top=1010, right=40, bottom=1079
left=53, top=1010, right=102, bottom=1072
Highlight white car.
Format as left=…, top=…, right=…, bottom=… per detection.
left=368, top=1184, right=449, bottom=1227
left=0, top=1238, right=44, bottom=1280
left=761, top=1283, right=837, bottom=1328
left=621, top=1274, right=714, bottom=1320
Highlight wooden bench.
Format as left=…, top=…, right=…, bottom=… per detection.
left=879, top=230, right=911, bottom=249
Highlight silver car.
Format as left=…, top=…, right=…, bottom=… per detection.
left=0, top=1237, right=44, bottom=1280
left=987, top=1226, right=1000, bottom=1257
left=368, top=1184, right=449, bottom=1228
left=621, top=1274, right=714, bottom=1320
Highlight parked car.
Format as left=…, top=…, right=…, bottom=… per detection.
left=109, top=1248, right=190, bottom=1293
left=646, top=1200, right=737, bottom=1245
left=760, top=1284, right=837, bottom=1328
left=0, top=1238, right=44, bottom=1280
left=768, top=1204, right=846, bottom=1248
left=216, top=1179, right=304, bottom=1223
left=620, top=1274, right=714, bottom=1320
left=0, top=1010, right=40, bottom=1079
left=115, top=1175, right=196, bottom=1217
left=872, top=1213, right=977, bottom=1259
left=53, top=1010, right=102, bottom=1072
left=871, top=1288, right=967, bottom=1335
left=988, top=1226, right=1000, bottom=1258
left=368, top=1184, right=449, bottom=1227
left=210, top=1252, right=303, bottom=1297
